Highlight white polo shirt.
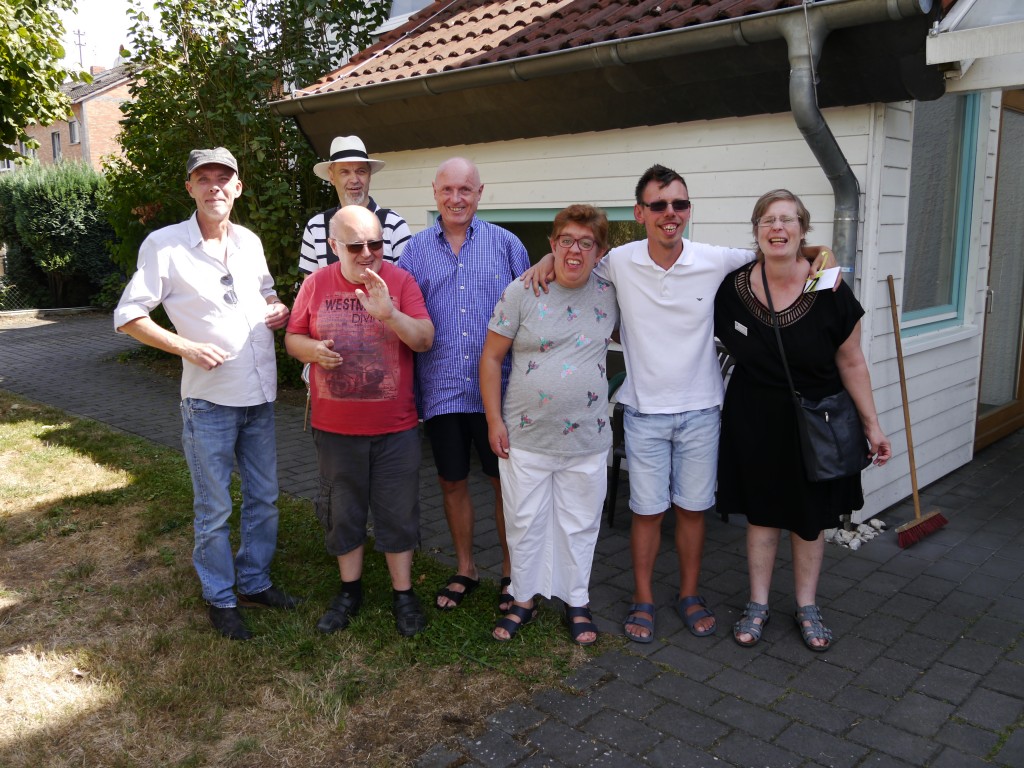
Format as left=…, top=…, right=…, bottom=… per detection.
left=114, top=213, right=279, bottom=406
left=597, top=238, right=752, bottom=414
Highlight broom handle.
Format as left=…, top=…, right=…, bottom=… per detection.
left=887, top=275, right=923, bottom=521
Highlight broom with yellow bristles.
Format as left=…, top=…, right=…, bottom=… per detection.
left=887, top=275, right=948, bottom=547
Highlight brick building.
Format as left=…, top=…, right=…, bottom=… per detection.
left=9, top=64, right=133, bottom=171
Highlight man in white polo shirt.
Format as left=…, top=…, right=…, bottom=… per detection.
left=114, top=147, right=300, bottom=641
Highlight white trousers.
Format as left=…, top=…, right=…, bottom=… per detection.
left=499, top=447, right=607, bottom=608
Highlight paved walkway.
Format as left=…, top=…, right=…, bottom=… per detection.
left=2, top=312, right=1022, bottom=768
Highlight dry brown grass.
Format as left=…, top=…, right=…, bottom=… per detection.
left=0, top=393, right=592, bottom=767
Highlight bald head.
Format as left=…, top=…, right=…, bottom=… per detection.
left=432, top=157, right=483, bottom=234
left=329, top=205, right=384, bottom=284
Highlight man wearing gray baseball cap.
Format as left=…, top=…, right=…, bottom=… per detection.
left=114, top=147, right=301, bottom=640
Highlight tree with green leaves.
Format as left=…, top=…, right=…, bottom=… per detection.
left=104, top=0, right=390, bottom=293
left=0, top=0, right=88, bottom=162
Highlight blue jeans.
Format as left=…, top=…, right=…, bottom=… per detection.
left=181, top=398, right=279, bottom=607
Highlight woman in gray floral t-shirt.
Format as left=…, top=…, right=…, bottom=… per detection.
left=481, top=204, right=618, bottom=645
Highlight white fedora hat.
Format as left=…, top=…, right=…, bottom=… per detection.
left=313, top=135, right=385, bottom=180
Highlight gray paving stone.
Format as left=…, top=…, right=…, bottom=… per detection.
left=983, top=659, right=1024, bottom=700
left=414, top=742, right=464, bottom=768
left=912, top=662, right=983, bottom=705
left=579, top=708, right=660, bottom=755
left=957, top=687, right=1024, bottom=731
left=588, top=677, right=661, bottom=719
left=834, top=686, right=893, bottom=719
left=965, top=615, right=1024, bottom=646
left=845, top=719, right=941, bottom=764
left=647, top=645, right=723, bottom=683
left=741, top=652, right=801, bottom=686
left=905, top=573, right=958, bottom=606
left=939, top=637, right=1004, bottom=674
left=531, top=688, right=603, bottom=728
left=929, top=747, right=996, bottom=768
left=705, top=695, right=788, bottom=740
left=522, top=720, right=610, bottom=767
left=933, top=720, right=1001, bottom=757
left=825, top=635, right=886, bottom=674
left=705, top=667, right=786, bottom=707
left=993, top=728, right=1024, bottom=768
left=853, top=657, right=923, bottom=698
left=774, top=722, right=868, bottom=768
left=591, top=651, right=661, bottom=686
left=486, top=702, right=546, bottom=735
left=712, top=730, right=803, bottom=768
left=459, top=727, right=530, bottom=767
left=642, top=701, right=729, bottom=748
left=881, top=691, right=955, bottom=737
left=881, top=631, right=949, bottom=670
left=645, top=671, right=723, bottom=712
left=789, top=659, right=857, bottom=699
left=644, top=735, right=736, bottom=768
left=773, top=692, right=860, bottom=735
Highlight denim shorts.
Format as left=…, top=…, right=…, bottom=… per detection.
left=623, top=405, right=720, bottom=515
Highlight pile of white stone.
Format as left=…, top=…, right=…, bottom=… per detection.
left=825, top=518, right=887, bottom=550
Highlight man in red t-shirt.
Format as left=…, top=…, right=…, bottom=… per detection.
left=286, top=206, right=434, bottom=637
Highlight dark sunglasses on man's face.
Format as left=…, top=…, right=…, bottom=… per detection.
left=336, top=239, right=385, bottom=255
left=641, top=199, right=691, bottom=213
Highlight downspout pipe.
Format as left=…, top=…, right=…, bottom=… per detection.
left=778, top=11, right=860, bottom=268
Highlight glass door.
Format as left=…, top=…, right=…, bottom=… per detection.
left=976, top=90, right=1024, bottom=449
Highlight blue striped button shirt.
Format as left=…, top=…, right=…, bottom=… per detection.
left=399, top=216, right=529, bottom=420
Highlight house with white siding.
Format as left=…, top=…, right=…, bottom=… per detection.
left=270, top=0, right=1024, bottom=521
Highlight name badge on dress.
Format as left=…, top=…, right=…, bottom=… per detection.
left=734, top=321, right=748, bottom=336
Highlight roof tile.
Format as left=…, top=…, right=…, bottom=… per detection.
left=298, top=0, right=811, bottom=96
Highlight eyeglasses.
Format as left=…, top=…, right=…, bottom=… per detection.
left=556, top=236, right=596, bottom=251
left=756, top=215, right=799, bottom=228
left=333, top=239, right=385, bottom=255
left=640, top=199, right=691, bottom=213
left=220, top=273, right=237, bottom=305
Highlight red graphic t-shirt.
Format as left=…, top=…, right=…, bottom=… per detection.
left=288, top=263, right=429, bottom=436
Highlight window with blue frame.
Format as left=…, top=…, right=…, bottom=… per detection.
left=902, top=92, right=981, bottom=333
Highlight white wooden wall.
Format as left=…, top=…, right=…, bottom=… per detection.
left=365, top=98, right=1002, bottom=518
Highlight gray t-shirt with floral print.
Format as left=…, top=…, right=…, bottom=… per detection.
left=487, top=274, right=618, bottom=457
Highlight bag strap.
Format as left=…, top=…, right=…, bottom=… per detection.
left=760, top=264, right=800, bottom=401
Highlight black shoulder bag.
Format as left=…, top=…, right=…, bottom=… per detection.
left=760, top=266, right=870, bottom=483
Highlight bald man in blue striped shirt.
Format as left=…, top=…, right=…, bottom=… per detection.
left=399, top=157, right=529, bottom=613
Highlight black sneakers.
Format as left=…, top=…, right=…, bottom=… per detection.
left=316, top=591, right=362, bottom=634
left=208, top=606, right=252, bottom=641
left=237, top=586, right=304, bottom=610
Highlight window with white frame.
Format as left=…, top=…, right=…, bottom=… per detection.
left=51, top=132, right=62, bottom=161
left=69, top=120, right=80, bottom=145
left=902, top=92, right=981, bottom=332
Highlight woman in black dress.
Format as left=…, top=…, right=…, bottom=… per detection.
left=714, top=189, right=891, bottom=652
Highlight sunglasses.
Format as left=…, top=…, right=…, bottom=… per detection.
left=333, top=239, right=385, bottom=255
left=220, top=273, right=237, bottom=305
left=640, top=199, right=691, bottom=213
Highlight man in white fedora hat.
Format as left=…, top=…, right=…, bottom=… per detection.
left=298, top=135, right=412, bottom=275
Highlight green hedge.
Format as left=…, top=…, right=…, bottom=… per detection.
left=0, top=162, right=119, bottom=308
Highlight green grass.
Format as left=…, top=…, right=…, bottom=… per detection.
left=0, top=391, right=598, bottom=767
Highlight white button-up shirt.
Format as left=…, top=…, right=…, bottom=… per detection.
left=114, top=213, right=278, bottom=405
